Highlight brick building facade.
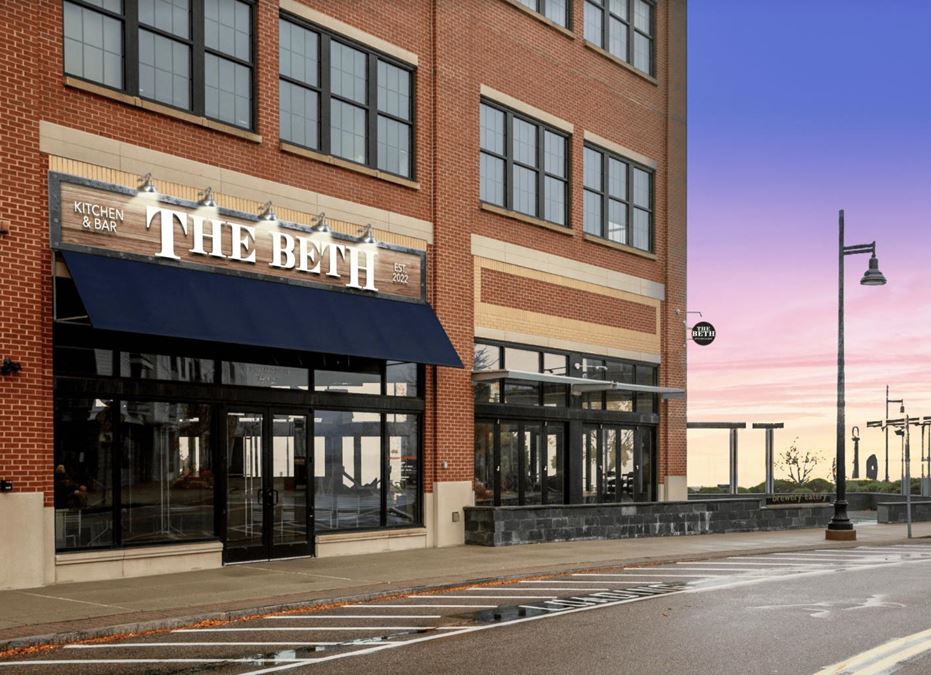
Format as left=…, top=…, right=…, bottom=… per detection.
left=0, top=0, right=686, bottom=589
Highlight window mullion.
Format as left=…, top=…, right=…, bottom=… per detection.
left=504, top=110, right=514, bottom=211
left=366, top=55, right=378, bottom=169
left=601, top=151, right=609, bottom=238
left=124, top=0, right=140, bottom=95
left=320, top=34, right=331, bottom=156
left=627, top=0, right=635, bottom=64
left=380, top=413, right=387, bottom=527
left=192, top=0, right=205, bottom=118
left=535, top=123, right=544, bottom=219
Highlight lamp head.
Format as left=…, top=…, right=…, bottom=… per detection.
left=860, top=254, right=887, bottom=286
left=198, top=187, right=217, bottom=208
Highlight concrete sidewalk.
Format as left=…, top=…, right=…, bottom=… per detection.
left=2, top=521, right=929, bottom=650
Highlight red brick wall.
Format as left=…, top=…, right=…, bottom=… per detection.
left=0, top=0, right=686, bottom=504
left=480, top=268, right=657, bottom=333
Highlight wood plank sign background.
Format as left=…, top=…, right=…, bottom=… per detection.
left=50, top=174, right=425, bottom=302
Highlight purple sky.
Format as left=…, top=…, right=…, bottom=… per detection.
left=687, top=0, right=931, bottom=486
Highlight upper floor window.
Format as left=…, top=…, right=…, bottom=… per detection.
left=63, top=0, right=255, bottom=129
left=583, top=0, right=655, bottom=76
left=480, top=101, right=568, bottom=226
left=516, top=0, right=569, bottom=28
left=583, top=143, right=653, bottom=252
left=279, top=16, right=414, bottom=179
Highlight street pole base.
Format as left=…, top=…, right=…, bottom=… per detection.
left=825, top=528, right=857, bottom=541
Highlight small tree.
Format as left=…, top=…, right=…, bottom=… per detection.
left=777, top=437, right=823, bottom=486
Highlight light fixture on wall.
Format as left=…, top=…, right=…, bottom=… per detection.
left=198, top=186, right=217, bottom=208
left=138, top=173, right=157, bottom=193
left=311, top=211, right=330, bottom=234
left=0, top=357, right=22, bottom=376
left=259, top=201, right=277, bottom=221
left=358, top=224, right=377, bottom=245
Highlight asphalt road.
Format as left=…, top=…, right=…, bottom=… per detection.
left=4, top=543, right=931, bottom=674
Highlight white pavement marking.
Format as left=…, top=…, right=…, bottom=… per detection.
left=465, top=587, right=611, bottom=592
left=679, top=561, right=813, bottom=567
left=733, top=557, right=849, bottom=564
left=174, top=627, right=435, bottom=632
left=237, top=589, right=688, bottom=675
left=573, top=572, right=727, bottom=577
left=0, top=659, right=311, bottom=666
left=654, top=567, right=759, bottom=572
left=65, top=642, right=345, bottom=648
left=814, top=626, right=931, bottom=674
left=411, top=595, right=558, bottom=600
left=265, top=615, right=441, bottom=619
left=518, top=580, right=657, bottom=585
left=349, top=605, right=498, bottom=609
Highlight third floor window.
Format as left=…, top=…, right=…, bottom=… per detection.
left=583, top=144, right=653, bottom=252
left=63, top=0, right=255, bottom=129
left=583, top=0, right=655, bottom=76
left=480, top=101, right=568, bottom=226
left=279, top=15, right=414, bottom=179
left=516, top=0, right=569, bottom=28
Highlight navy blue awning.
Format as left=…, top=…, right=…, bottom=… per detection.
left=62, top=251, right=462, bottom=368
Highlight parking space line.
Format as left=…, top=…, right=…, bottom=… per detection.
left=410, top=595, right=558, bottom=599
left=350, top=604, right=498, bottom=608
left=0, top=658, right=312, bottom=666
left=573, top=572, right=727, bottom=577
left=266, top=615, right=441, bottom=620
left=175, top=626, right=435, bottom=632
left=65, top=642, right=344, bottom=648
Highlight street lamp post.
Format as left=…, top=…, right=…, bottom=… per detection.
left=885, top=387, right=904, bottom=484
left=827, top=209, right=887, bottom=541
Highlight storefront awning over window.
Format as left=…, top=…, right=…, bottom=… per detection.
left=472, top=369, right=685, bottom=399
left=63, top=252, right=463, bottom=368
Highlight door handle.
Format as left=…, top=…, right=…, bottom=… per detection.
left=272, top=489, right=280, bottom=505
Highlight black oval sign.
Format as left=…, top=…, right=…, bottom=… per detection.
left=691, top=321, right=716, bottom=346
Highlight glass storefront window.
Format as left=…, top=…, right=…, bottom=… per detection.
left=314, top=410, right=382, bottom=530
left=499, top=423, right=520, bottom=505
left=474, top=343, right=501, bottom=403
left=473, top=421, right=495, bottom=505
left=122, top=401, right=214, bottom=544
left=222, top=361, right=308, bottom=390
left=636, top=364, right=657, bottom=413
left=386, top=362, right=418, bottom=397
left=54, top=346, right=114, bottom=377
left=387, top=414, right=419, bottom=526
left=314, top=369, right=381, bottom=394
left=121, top=352, right=215, bottom=383
left=605, top=360, right=635, bottom=412
left=543, top=352, right=568, bottom=407
left=55, top=398, right=116, bottom=550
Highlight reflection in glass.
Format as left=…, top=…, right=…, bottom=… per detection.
left=545, top=426, right=565, bottom=504
left=387, top=415, right=418, bottom=525
left=226, top=412, right=263, bottom=551
left=272, top=414, right=307, bottom=545
left=314, top=369, right=381, bottom=394
left=500, top=424, right=520, bottom=505
left=55, top=398, right=115, bottom=550
left=121, top=352, right=214, bottom=383
left=122, top=402, right=214, bottom=544
left=473, top=421, right=495, bottom=505
left=387, top=362, right=418, bottom=397
left=314, top=410, right=381, bottom=530
left=523, top=423, right=542, bottom=505
left=222, top=362, right=307, bottom=389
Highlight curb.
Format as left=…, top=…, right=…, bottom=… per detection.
left=1, top=536, right=907, bottom=654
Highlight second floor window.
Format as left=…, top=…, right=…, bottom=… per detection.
left=279, top=16, right=414, bottom=179
left=63, top=0, right=255, bottom=129
left=583, top=0, right=655, bottom=76
left=583, top=144, right=653, bottom=252
left=480, top=101, right=568, bottom=226
left=516, top=0, right=569, bottom=28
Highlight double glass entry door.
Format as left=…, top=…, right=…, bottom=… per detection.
left=475, top=420, right=565, bottom=506
left=225, top=411, right=312, bottom=562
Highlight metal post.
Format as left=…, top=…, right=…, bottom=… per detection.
left=902, top=427, right=909, bottom=496
left=905, top=415, right=912, bottom=539
left=851, top=426, right=860, bottom=479
left=885, top=385, right=890, bottom=483
left=764, top=429, right=774, bottom=495
left=729, top=428, right=738, bottom=495
left=828, top=209, right=853, bottom=539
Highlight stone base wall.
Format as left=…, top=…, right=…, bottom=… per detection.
left=876, top=500, right=931, bottom=523
left=464, top=498, right=834, bottom=546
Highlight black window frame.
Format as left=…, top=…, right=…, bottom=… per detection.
left=514, top=0, right=572, bottom=29
left=583, top=142, right=654, bottom=253
left=278, top=12, right=417, bottom=180
left=583, top=0, right=656, bottom=77
left=479, top=99, right=570, bottom=227
left=62, top=0, right=257, bottom=130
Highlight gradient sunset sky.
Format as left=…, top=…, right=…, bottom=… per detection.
left=687, top=0, right=931, bottom=487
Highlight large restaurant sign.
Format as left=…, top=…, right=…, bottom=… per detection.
left=50, top=174, right=425, bottom=301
